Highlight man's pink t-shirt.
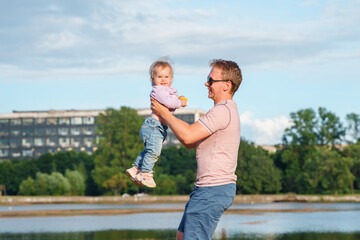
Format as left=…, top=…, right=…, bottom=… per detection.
left=196, top=99, right=241, bottom=187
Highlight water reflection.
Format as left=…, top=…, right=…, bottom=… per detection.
left=0, top=230, right=176, bottom=240
left=0, top=213, right=182, bottom=233
left=0, top=231, right=360, bottom=240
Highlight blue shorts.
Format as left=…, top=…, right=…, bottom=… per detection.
left=178, top=183, right=236, bottom=240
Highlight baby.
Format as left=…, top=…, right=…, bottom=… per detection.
left=126, top=59, right=187, bottom=188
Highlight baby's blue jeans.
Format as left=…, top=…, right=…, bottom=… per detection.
left=133, top=117, right=168, bottom=173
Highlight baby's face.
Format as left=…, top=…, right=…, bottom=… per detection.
left=153, top=66, right=173, bottom=87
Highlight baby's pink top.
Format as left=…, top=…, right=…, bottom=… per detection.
left=196, top=99, right=241, bottom=187
left=150, top=86, right=181, bottom=112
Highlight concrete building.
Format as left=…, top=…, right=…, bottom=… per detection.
left=0, top=108, right=205, bottom=161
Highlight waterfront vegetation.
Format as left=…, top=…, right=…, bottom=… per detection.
left=1, top=231, right=360, bottom=240
left=0, top=107, right=359, bottom=197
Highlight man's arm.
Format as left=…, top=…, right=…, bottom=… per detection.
left=151, top=98, right=210, bottom=148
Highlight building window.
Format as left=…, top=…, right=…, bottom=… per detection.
left=84, top=137, right=93, bottom=147
left=35, top=128, right=46, bottom=136
left=46, top=137, right=57, bottom=147
left=10, top=119, right=21, bottom=126
left=85, top=148, right=93, bottom=155
left=47, top=118, right=57, bottom=125
left=11, top=129, right=21, bottom=136
left=34, top=138, right=45, bottom=147
left=59, top=138, right=70, bottom=147
left=0, top=149, right=9, bottom=157
left=46, top=128, right=57, bottom=136
left=71, top=127, right=81, bottom=135
left=71, top=117, right=82, bottom=125
left=0, top=129, right=9, bottom=137
left=10, top=139, right=20, bottom=148
left=35, top=118, right=46, bottom=125
left=22, top=118, right=34, bottom=126
left=34, top=148, right=47, bottom=157
left=22, top=149, right=33, bottom=157
left=59, top=118, right=70, bottom=125
left=71, top=137, right=81, bottom=148
left=22, top=138, right=33, bottom=148
left=22, top=128, right=33, bottom=137
left=83, top=126, right=94, bottom=135
left=0, top=119, right=9, bottom=127
left=47, top=148, right=57, bottom=154
left=0, top=139, right=9, bottom=148
left=58, top=127, right=69, bottom=136
left=11, top=150, right=21, bottom=157
left=83, top=117, right=95, bottom=125
left=177, top=114, right=194, bottom=124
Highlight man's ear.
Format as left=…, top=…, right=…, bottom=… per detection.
left=223, top=81, right=231, bottom=92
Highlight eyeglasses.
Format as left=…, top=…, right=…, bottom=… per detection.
left=207, top=76, right=230, bottom=86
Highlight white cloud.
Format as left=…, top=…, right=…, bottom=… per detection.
left=38, top=31, right=81, bottom=50
left=240, top=111, right=293, bottom=145
left=1, top=0, right=360, bottom=81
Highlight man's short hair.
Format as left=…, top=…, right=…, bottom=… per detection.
left=209, top=59, right=242, bottom=95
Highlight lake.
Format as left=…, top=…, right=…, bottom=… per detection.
left=0, top=202, right=360, bottom=239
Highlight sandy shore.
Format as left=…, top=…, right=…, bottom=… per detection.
left=1, top=194, right=360, bottom=206
left=1, top=194, right=359, bottom=218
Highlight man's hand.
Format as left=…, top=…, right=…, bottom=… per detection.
left=151, top=97, right=170, bottom=120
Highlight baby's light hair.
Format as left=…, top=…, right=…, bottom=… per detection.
left=149, top=57, right=174, bottom=85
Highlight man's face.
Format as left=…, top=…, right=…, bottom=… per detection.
left=153, top=66, right=173, bottom=87
left=205, top=67, right=223, bottom=100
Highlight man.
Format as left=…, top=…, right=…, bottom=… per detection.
left=151, top=59, right=242, bottom=240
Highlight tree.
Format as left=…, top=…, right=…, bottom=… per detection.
left=156, top=146, right=196, bottom=194
left=102, top=173, right=128, bottom=195
left=279, top=107, right=348, bottom=194
left=65, top=170, right=86, bottom=195
left=157, top=146, right=196, bottom=175
left=152, top=174, right=178, bottom=195
left=342, top=142, right=360, bottom=192
left=302, top=150, right=325, bottom=193
left=237, top=138, right=281, bottom=194
left=318, top=148, right=354, bottom=195
left=34, top=172, right=48, bottom=195
left=29, top=172, right=71, bottom=196
left=346, top=113, right=360, bottom=143
left=47, top=172, right=71, bottom=195
left=18, top=177, right=36, bottom=196
left=36, top=153, right=55, bottom=174
left=34, top=151, right=97, bottom=195
left=282, top=108, right=318, bottom=147
left=92, top=107, right=144, bottom=194
left=317, top=107, right=345, bottom=147
left=0, top=159, right=38, bottom=195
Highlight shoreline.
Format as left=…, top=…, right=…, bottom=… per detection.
left=1, top=194, right=360, bottom=206
left=1, top=194, right=360, bottom=218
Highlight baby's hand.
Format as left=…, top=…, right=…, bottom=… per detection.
left=179, top=96, right=188, bottom=107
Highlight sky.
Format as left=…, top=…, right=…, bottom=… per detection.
left=1, top=0, right=359, bottom=145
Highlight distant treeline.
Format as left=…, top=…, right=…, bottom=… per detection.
left=0, top=107, right=359, bottom=196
